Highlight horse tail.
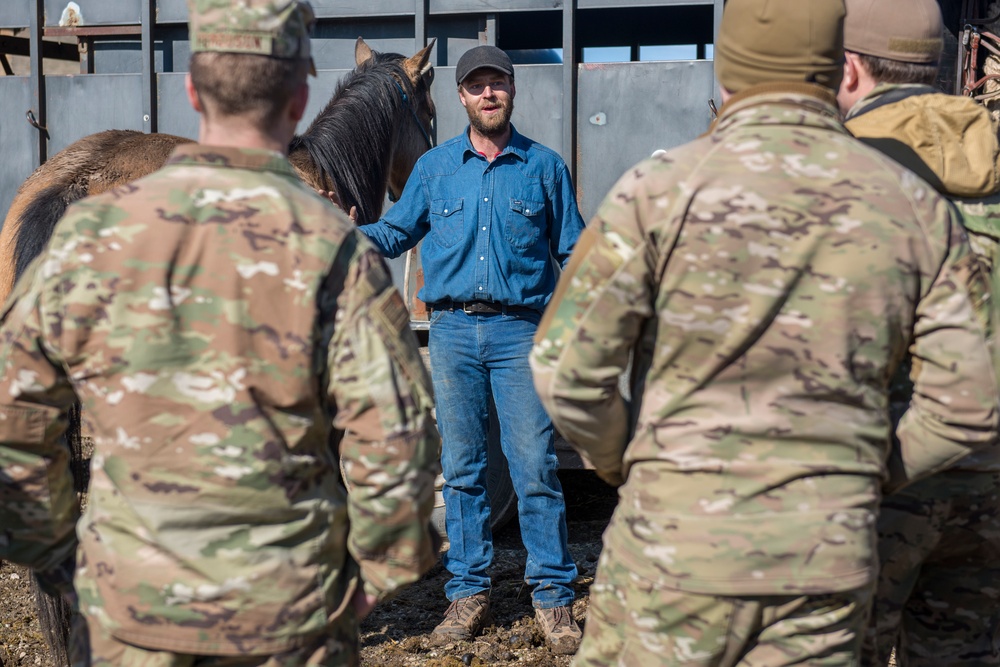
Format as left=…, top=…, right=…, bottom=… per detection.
left=13, top=181, right=87, bottom=283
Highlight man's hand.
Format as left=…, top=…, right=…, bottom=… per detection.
left=351, top=581, right=379, bottom=620
left=316, top=189, right=359, bottom=224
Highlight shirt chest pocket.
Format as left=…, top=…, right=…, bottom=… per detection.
left=430, top=198, right=464, bottom=248
left=505, top=198, right=545, bottom=249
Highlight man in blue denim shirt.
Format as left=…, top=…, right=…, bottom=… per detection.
left=360, top=45, right=585, bottom=654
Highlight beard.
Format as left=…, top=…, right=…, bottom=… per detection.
left=466, top=96, right=514, bottom=138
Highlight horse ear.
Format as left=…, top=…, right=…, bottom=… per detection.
left=355, top=37, right=373, bottom=66
left=407, top=38, right=436, bottom=79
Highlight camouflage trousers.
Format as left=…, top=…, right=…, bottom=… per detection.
left=574, top=542, right=871, bottom=667
left=72, top=611, right=360, bottom=667
left=862, top=470, right=1000, bottom=667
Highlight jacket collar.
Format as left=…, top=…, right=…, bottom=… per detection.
left=165, top=144, right=298, bottom=177
left=845, top=83, right=937, bottom=122
left=711, top=82, right=843, bottom=135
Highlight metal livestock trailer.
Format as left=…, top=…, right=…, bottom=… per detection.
left=0, top=0, right=722, bottom=530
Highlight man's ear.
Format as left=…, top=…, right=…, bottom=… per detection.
left=289, top=81, right=309, bottom=123
left=185, top=73, right=203, bottom=113
left=842, top=52, right=860, bottom=92
left=458, top=86, right=468, bottom=109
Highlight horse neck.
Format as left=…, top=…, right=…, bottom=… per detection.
left=291, top=68, right=408, bottom=225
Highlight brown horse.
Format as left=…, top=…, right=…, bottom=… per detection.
left=0, top=36, right=435, bottom=666
left=0, top=36, right=435, bottom=303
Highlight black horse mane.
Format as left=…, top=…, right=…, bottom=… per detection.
left=289, top=50, right=419, bottom=225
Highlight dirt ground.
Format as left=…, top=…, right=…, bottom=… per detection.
left=0, top=471, right=618, bottom=667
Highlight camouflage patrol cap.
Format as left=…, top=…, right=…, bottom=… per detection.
left=715, top=0, right=845, bottom=92
left=188, top=0, right=316, bottom=73
left=844, top=0, right=943, bottom=64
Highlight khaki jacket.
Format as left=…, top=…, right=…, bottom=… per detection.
left=847, top=84, right=1000, bottom=471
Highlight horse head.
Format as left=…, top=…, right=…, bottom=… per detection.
left=355, top=37, right=436, bottom=205
left=289, top=38, right=437, bottom=225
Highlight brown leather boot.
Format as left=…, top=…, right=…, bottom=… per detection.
left=426, top=593, right=493, bottom=646
left=535, top=605, right=582, bottom=655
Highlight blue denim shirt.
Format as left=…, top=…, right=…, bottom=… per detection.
left=359, top=125, right=585, bottom=310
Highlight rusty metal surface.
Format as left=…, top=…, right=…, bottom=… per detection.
left=44, top=26, right=142, bottom=37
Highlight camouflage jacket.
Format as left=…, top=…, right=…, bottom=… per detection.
left=846, top=83, right=1000, bottom=471
left=0, top=145, right=440, bottom=654
left=531, top=83, right=999, bottom=596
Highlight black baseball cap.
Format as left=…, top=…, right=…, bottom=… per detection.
left=455, top=45, right=514, bottom=85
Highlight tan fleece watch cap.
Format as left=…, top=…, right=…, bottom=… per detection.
left=715, top=0, right=845, bottom=93
left=844, top=0, right=943, bottom=63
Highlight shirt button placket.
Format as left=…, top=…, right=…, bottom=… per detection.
left=478, top=174, right=491, bottom=296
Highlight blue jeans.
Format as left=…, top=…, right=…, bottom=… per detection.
left=429, top=308, right=577, bottom=609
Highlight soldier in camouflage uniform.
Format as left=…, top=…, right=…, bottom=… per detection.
left=530, top=0, right=1000, bottom=665
left=0, top=1, right=440, bottom=665
left=837, top=1, right=1000, bottom=664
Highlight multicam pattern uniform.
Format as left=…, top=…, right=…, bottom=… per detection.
left=0, top=145, right=440, bottom=658
left=188, top=0, right=315, bottom=60
left=846, top=84, right=1000, bottom=667
left=531, top=84, right=1000, bottom=666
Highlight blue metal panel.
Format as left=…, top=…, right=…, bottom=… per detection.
left=155, top=72, right=198, bottom=139
left=45, top=74, right=145, bottom=154
left=576, top=59, right=714, bottom=220
left=507, top=64, right=565, bottom=158
left=0, top=3, right=29, bottom=29
left=0, top=77, right=37, bottom=229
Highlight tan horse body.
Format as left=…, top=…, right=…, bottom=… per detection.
left=0, top=131, right=192, bottom=299
left=0, top=37, right=434, bottom=303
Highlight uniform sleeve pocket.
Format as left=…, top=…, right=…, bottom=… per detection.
left=429, top=198, right=464, bottom=249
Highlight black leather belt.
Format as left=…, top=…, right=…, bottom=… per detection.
left=432, top=300, right=536, bottom=315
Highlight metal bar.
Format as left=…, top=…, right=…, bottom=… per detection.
left=484, top=14, right=496, bottom=45
left=0, top=53, right=12, bottom=76
left=713, top=0, right=723, bottom=98
left=141, top=0, right=156, bottom=133
left=562, top=0, right=577, bottom=181
left=29, top=0, right=46, bottom=167
left=414, top=0, right=428, bottom=53
left=79, top=38, right=94, bottom=74
left=0, top=35, right=79, bottom=61
left=44, top=26, right=143, bottom=37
